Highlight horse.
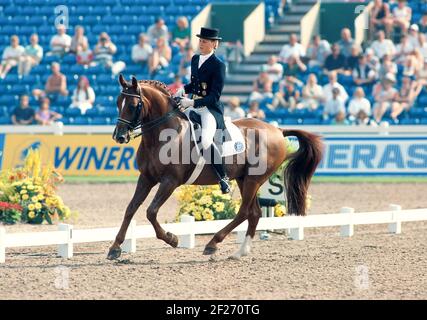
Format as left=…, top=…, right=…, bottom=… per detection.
left=107, top=75, right=324, bottom=260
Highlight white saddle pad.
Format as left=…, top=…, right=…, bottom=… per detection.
left=182, top=108, right=246, bottom=185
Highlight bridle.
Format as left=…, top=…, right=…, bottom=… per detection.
left=116, top=90, right=182, bottom=139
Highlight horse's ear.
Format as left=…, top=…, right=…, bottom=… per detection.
left=118, top=74, right=126, bottom=88
left=131, top=76, right=138, bottom=89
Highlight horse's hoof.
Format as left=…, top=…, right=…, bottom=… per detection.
left=203, top=246, right=217, bottom=255
left=166, top=232, right=178, bottom=248
left=107, top=247, right=122, bottom=260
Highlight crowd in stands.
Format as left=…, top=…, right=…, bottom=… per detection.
left=3, top=0, right=427, bottom=126
left=244, top=0, right=427, bottom=126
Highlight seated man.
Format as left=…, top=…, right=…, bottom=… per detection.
left=323, top=44, right=347, bottom=76
left=11, top=95, right=35, bottom=125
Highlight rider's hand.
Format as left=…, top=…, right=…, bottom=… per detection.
left=180, top=97, right=194, bottom=109
left=173, top=87, right=185, bottom=98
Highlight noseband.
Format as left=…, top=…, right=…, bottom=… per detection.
left=116, top=90, right=182, bottom=139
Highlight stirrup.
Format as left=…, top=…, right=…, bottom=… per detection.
left=219, top=177, right=230, bottom=194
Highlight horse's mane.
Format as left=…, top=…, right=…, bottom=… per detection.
left=138, top=80, right=172, bottom=97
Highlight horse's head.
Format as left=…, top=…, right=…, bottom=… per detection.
left=114, top=74, right=144, bottom=144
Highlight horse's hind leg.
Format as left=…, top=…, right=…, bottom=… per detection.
left=230, top=198, right=262, bottom=259
left=203, top=178, right=259, bottom=255
left=146, top=180, right=180, bottom=248
left=108, top=175, right=155, bottom=260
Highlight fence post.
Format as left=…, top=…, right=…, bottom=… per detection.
left=388, top=204, right=402, bottom=234
left=179, top=215, right=195, bottom=249
left=340, top=207, right=355, bottom=237
left=289, top=217, right=304, bottom=240
left=122, top=220, right=137, bottom=253
left=0, top=227, right=6, bottom=263
left=58, top=224, right=73, bottom=259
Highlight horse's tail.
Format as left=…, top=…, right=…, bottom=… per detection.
left=281, top=129, right=324, bottom=216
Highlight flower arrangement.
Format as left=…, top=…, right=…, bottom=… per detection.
left=0, top=149, right=74, bottom=225
left=175, top=183, right=240, bottom=221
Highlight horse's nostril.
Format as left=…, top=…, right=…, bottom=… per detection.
left=117, top=136, right=126, bottom=143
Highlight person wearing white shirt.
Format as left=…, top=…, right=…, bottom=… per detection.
left=224, top=96, right=245, bottom=120
left=18, top=33, right=43, bottom=77
left=395, top=34, right=415, bottom=64
left=147, top=17, right=169, bottom=46
left=392, top=0, right=412, bottom=33
left=263, top=55, right=283, bottom=83
left=369, top=30, right=396, bottom=59
left=132, top=33, right=153, bottom=72
left=49, top=25, right=72, bottom=57
left=348, top=87, right=372, bottom=122
left=323, top=87, right=346, bottom=119
left=0, top=35, right=25, bottom=79
left=279, top=34, right=306, bottom=63
left=69, top=76, right=95, bottom=115
left=408, top=24, right=421, bottom=49
left=322, top=71, right=349, bottom=104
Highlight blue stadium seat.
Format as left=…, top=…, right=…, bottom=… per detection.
left=73, top=116, right=90, bottom=124
left=65, top=108, right=82, bottom=117
left=91, top=117, right=110, bottom=125
left=145, top=6, right=164, bottom=16
left=0, top=116, right=11, bottom=124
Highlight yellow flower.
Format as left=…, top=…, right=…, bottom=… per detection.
left=274, top=204, right=286, bottom=217
left=31, top=196, right=38, bottom=203
left=20, top=189, right=27, bottom=194
left=194, top=212, right=202, bottom=221
left=214, top=202, right=225, bottom=212
left=22, top=194, right=29, bottom=200
left=28, top=204, right=35, bottom=211
left=28, top=211, right=35, bottom=219
left=35, top=202, right=42, bottom=210
left=37, top=194, right=44, bottom=200
left=27, top=185, right=34, bottom=190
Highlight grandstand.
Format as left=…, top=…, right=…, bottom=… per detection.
left=1, top=0, right=427, bottom=126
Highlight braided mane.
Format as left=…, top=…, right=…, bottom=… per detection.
left=139, top=80, right=172, bottom=96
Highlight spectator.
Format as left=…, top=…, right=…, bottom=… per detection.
left=353, top=54, right=377, bottom=87
left=93, top=32, right=125, bottom=75
left=76, top=42, right=93, bottom=66
left=263, top=55, right=283, bottom=84
left=179, top=46, right=193, bottom=82
left=279, top=33, right=305, bottom=64
left=392, top=0, right=412, bottom=34
left=224, top=97, right=245, bottom=120
left=48, top=24, right=72, bottom=57
left=369, top=30, right=396, bottom=59
left=148, top=37, right=171, bottom=76
left=378, top=54, right=397, bottom=81
left=322, top=71, right=349, bottom=103
left=248, top=70, right=273, bottom=103
left=147, top=17, right=169, bottom=46
left=69, top=76, right=95, bottom=115
left=331, top=111, right=350, bottom=125
left=246, top=100, right=265, bottom=120
left=323, top=44, right=347, bottom=76
left=402, top=54, right=418, bottom=77
left=18, top=33, right=43, bottom=77
left=268, top=81, right=300, bottom=111
left=11, top=95, right=35, bottom=125
left=348, top=87, right=372, bottom=121
left=346, top=45, right=362, bottom=71
left=0, top=35, right=24, bottom=79
left=70, top=26, right=88, bottom=54
left=306, top=35, right=331, bottom=68
left=32, top=62, right=68, bottom=102
left=417, top=33, right=427, bottom=63
left=167, top=74, right=184, bottom=95
left=356, top=110, right=378, bottom=126
left=323, top=87, right=346, bottom=120
left=417, top=12, right=427, bottom=34
left=370, top=0, right=393, bottom=38
left=392, top=76, right=422, bottom=120
left=395, top=34, right=415, bottom=64
left=132, top=33, right=153, bottom=73
left=416, top=60, right=427, bottom=88
left=283, top=55, right=306, bottom=86
left=171, top=16, right=190, bottom=49
left=337, top=28, right=359, bottom=58
left=297, top=73, right=323, bottom=111
left=408, top=24, right=421, bottom=49
left=372, top=73, right=398, bottom=123
left=35, top=98, right=62, bottom=125
left=365, top=48, right=381, bottom=73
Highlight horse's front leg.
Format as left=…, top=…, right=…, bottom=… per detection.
left=107, top=175, right=155, bottom=260
left=146, top=179, right=180, bottom=248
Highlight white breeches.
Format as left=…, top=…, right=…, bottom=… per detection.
left=191, top=106, right=217, bottom=150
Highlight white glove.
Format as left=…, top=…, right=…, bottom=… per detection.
left=174, top=87, right=185, bottom=98
left=180, top=97, right=194, bottom=109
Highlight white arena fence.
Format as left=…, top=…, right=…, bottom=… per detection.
left=1, top=204, right=427, bottom=263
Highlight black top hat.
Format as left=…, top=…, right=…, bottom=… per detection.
left=196, top=27, right=222, bottom=41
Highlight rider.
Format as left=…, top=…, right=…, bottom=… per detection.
left=174, top=27, right=230, bottom=194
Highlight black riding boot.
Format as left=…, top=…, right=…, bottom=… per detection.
left=209, top=144, right=230, bottom=194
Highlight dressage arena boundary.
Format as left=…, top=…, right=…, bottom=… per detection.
left=1, top=204, right=427, bottom=263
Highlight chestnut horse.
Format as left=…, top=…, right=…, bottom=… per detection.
left=107, top=75, right=323, bottom=260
